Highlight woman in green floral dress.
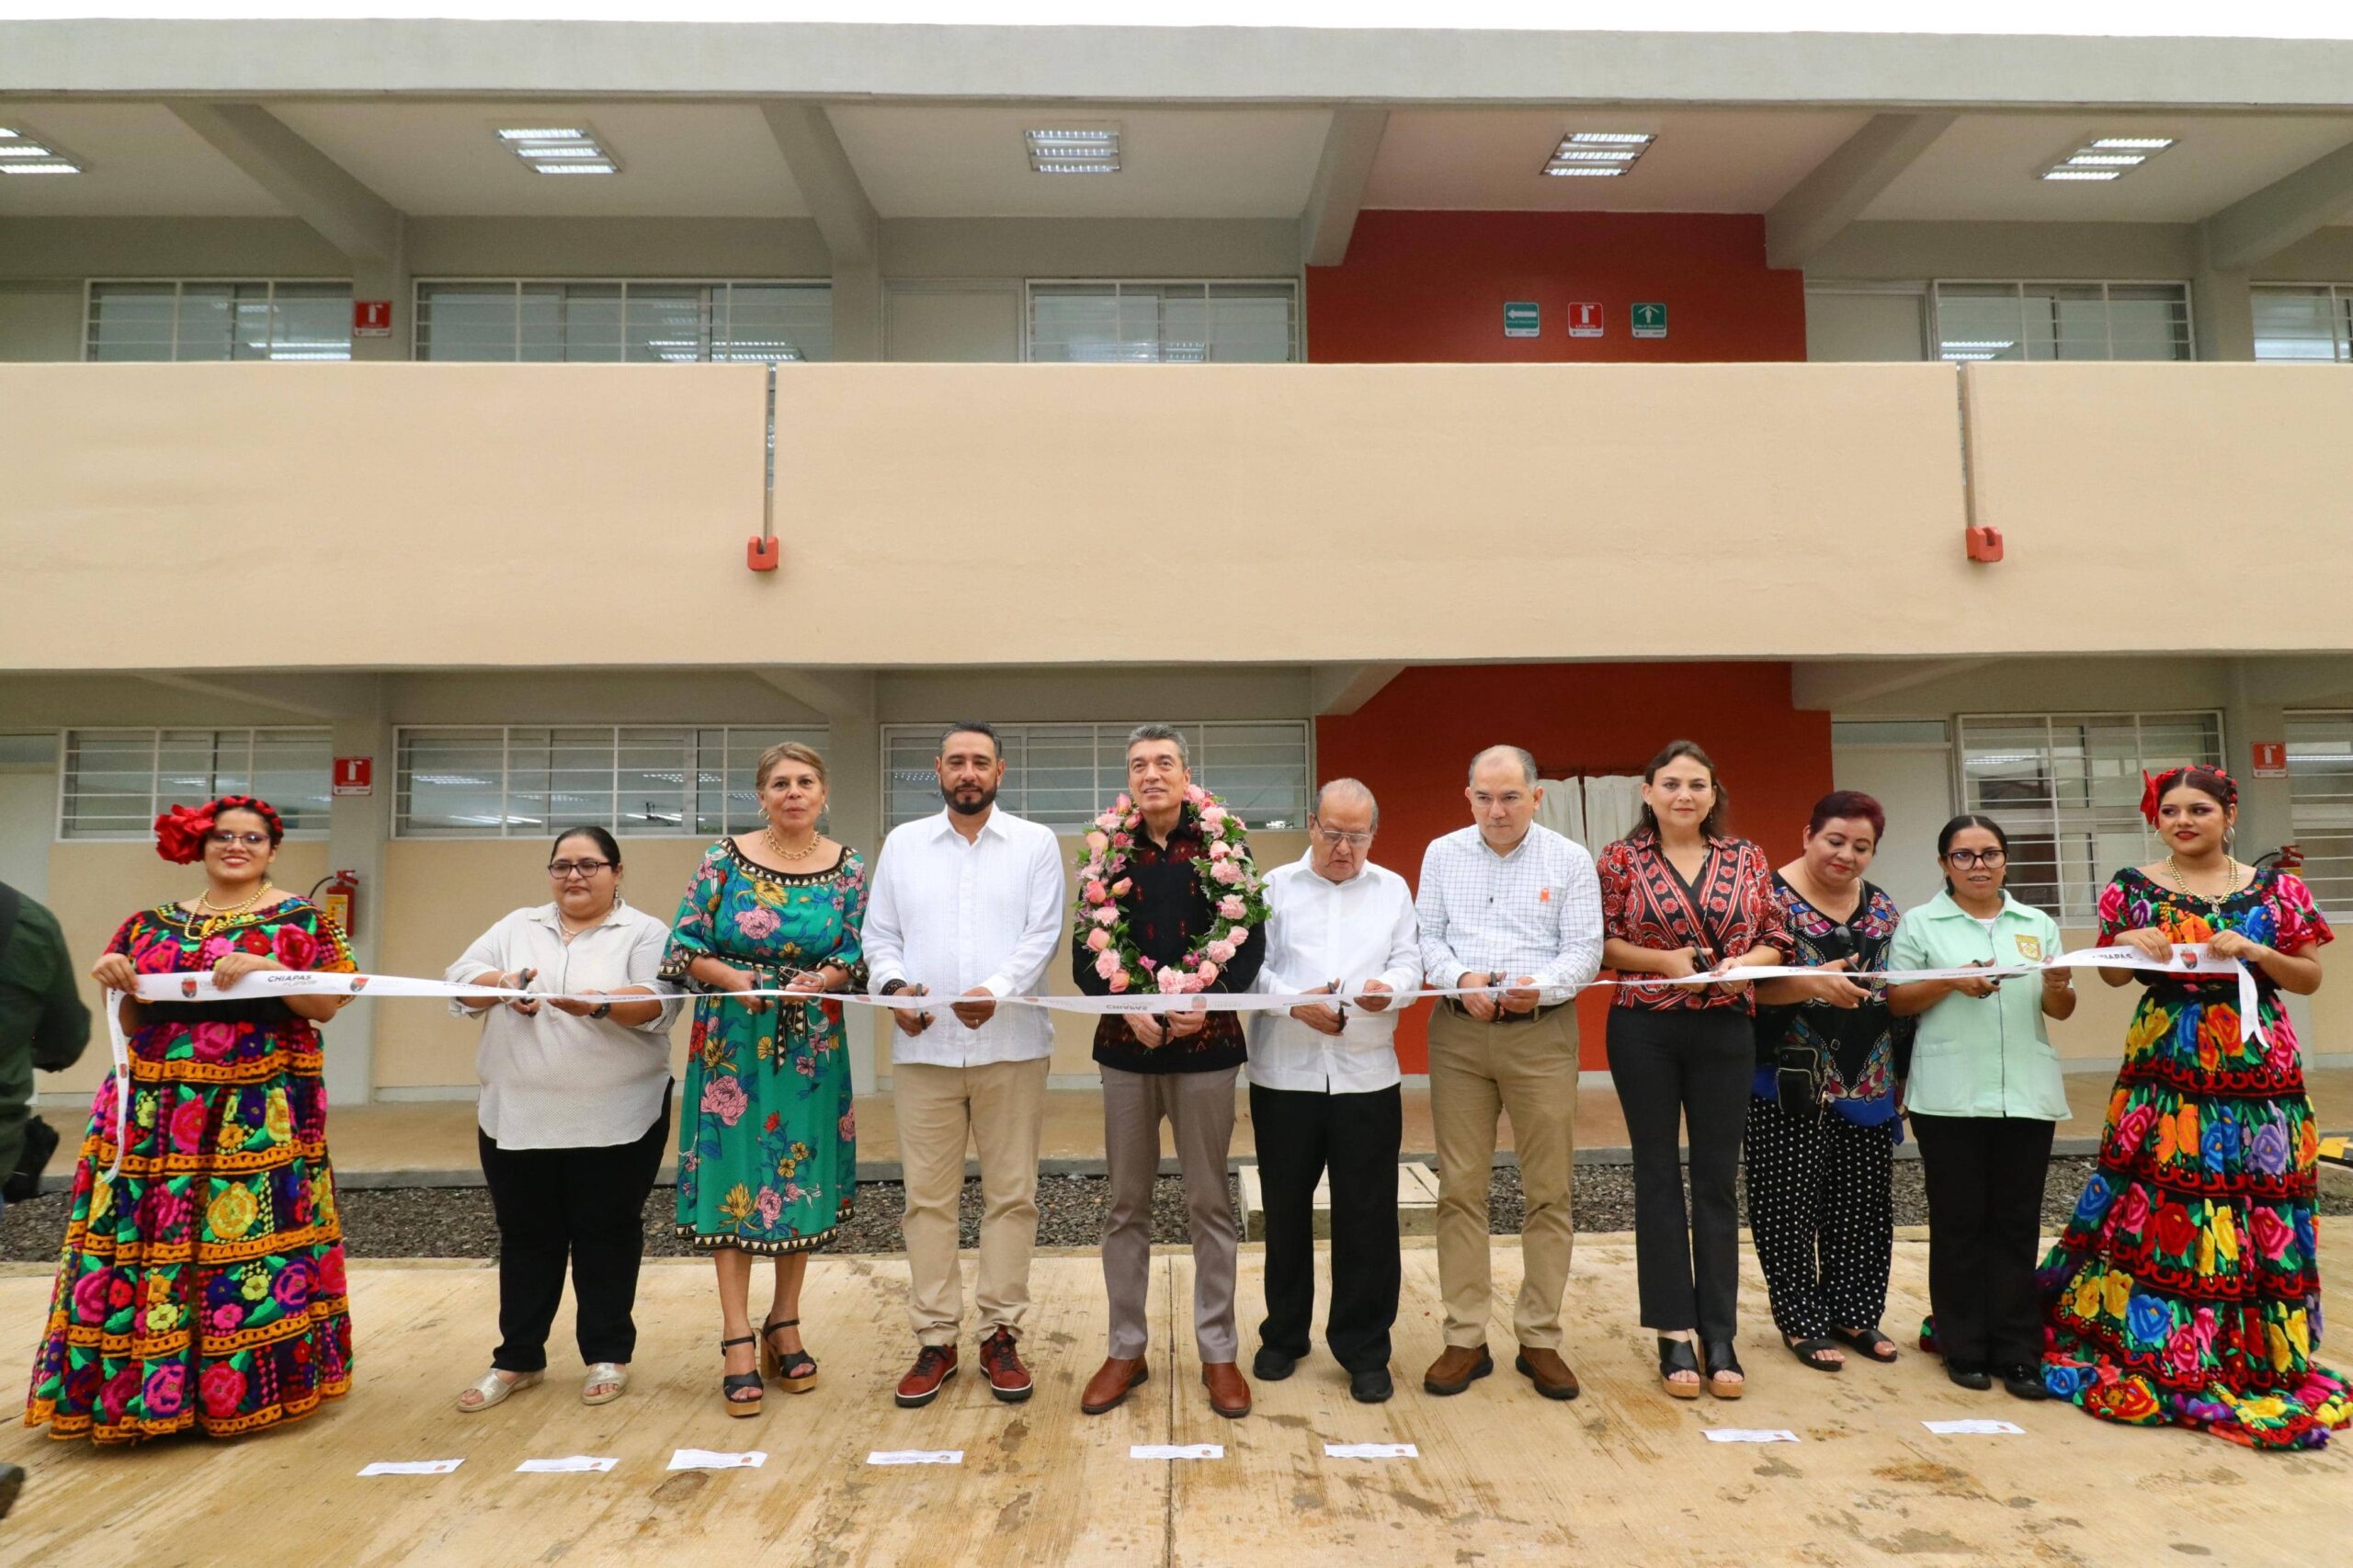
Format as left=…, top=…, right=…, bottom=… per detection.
left=665, top=742, right=865, bottom=1415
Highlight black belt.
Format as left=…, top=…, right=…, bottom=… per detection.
left=1443, top=998, right=1569, bottom=1024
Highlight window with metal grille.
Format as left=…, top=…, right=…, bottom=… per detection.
left=2251, top=285, right=2353, bottom=362
left=2286, top=711, right=2353, bottom=915
left=394, top=726, right=827, bottom=838
left=1931, top=281, right=2193, bottom=364
left=413, top=280, right=832, bottom=363
left=1956, top=712, right=2223, bottom=922
left=85, top=280, right=353, bottom=362
left=1026, top=281, right=1300, bottom=363
left=61, top=729, right=333, bottom=838
left=882, top=721, right=1311, bottom=833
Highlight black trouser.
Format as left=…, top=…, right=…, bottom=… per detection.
left=1605, top=1007, right=1752, bottom=1342
left=478, top=1097, right=671, bottom=1372
left=1249, top=1081, right=1403, bottom=1374
left=1909, top=1112, right=2056, bottom=1370
left=1744, top=1094, right=1894, bottom=1342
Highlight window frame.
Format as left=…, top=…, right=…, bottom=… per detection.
left=1022, top=278, right=1305, bottom=364
left=881, top=719, right=1314, bottom=834
left=391, top=723, right=829, bottom=840
left=2249, top=282, right=2353, bottom=362
left=2285, top=709, right=2353, bottom=915
left=1928, top=278, right=2198, bottom=364
left=56, top=726, right=335, bottom=841
left=1952, top=710, right=2225, bottom=923
left=409, top=278, right=834, bottom=363
left=82, top=278, right=356, bottom=363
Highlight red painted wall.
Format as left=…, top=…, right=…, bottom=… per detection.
left=1316, top=663, right=1834, bottom=1072
left=1305, top=210, right=1808, bottom=364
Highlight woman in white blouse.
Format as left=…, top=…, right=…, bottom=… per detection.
left=445, top=825, right=679, bottom=1413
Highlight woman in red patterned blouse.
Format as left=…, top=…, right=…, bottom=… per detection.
left=1598, top=741, right=1788, bottom=1402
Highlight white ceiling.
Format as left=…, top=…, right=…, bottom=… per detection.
left=828, top=105, right=1332, bottom=219
left=267, top=100, right=808, bottom=218
left=1366, top=108, right=1876, bottom=212
left=5, top=98, right=2353, bottom=232
left=1862, top=113, right=2353, bottom=222
left=0, top=101, right=282, bottom=216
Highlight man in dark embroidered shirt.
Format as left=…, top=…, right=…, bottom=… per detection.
left=1071, top=724, right=1265, bottom=1420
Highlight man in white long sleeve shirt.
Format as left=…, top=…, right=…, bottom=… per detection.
left=863, top=722, right=1066, bottom=1409
left=1413, top=745, right=1604, bottom=1404
left=1245, top=778, right=1420, bottom=1404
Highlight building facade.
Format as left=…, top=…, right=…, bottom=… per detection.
left=4, top=21, right=2351, bottom=1100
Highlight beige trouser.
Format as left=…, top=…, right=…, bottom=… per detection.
left=1427, top=1005, right=1581, bottom=1350
left=893, top=1055, right=1051, bottom=1346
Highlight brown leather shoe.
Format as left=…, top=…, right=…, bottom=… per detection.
left=1423, top=1344, right=1495, bottom=1396
left=1201, top=1361, right=1251, bottom=1419
left=978, top=1328, right=1033, bottom=1403
left=1079, top=1356, right=1150, bottom=1415
left=1515, top=1346, right=1582, bottom=1401
left=894, top=1344, right=958, bottom=1409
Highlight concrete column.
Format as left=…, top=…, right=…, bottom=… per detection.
left=324, top=680, right=392, bottom=1102
left=347, top=244, right=410, bottom=363
left=829, top=263, right=881, bottom=363
left=2190, top=267, right=2256, bottom=362
left=822, top=710, right=881, bottom=1093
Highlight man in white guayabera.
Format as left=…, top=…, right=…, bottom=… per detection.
left=865, top=722, right=1065, bottom=1411
left=1245, top=778, right=1420, bottom=1405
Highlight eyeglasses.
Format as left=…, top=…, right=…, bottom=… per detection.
left=1313, top=825, right=1375, bottom=848
left=548, top=859, right=615, bottom=879
left=1946, top=849, right=2007, bottom=869
left=207, top=831, right=270, bottom=848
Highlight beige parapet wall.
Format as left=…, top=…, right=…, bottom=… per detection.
left=5, top=360, right=2347, bottom=667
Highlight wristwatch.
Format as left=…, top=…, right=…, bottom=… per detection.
left=879, top=978, right=909, bottom=997
left=588, top=999, right=612, bottom=1019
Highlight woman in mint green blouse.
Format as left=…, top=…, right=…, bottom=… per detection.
left=1888, top=814, right=2076, bottom=1402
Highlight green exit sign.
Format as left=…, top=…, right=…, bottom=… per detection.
left=1504, top=301, right=1540, bottom=338
left=1631, top=301, right=1668, bottom=339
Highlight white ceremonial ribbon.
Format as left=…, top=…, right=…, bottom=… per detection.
left=93, top=942, right=2264, bottom=1176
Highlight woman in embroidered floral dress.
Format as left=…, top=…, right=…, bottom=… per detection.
left=665, top=742, right=866, bottom=1415
left=26, top=795, right=357, bottom=1444
left=2039, top=765, right=2348, bottom=1449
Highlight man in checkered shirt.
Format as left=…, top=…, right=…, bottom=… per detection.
left=1413, top=745, right=1603, bottom=1404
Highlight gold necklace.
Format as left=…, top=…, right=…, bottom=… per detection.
left=192, top=882, right=272, bottom=938
left=2165, top=854, right=2243, bottom=905
left=764, top=825, right=821, bottom=863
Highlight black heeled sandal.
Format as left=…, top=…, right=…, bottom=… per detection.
left=1657, top=1336, right=1701, bottom=1401
left=763, top=1315, right=818, bottom=1394
left=719, top=1335, right=763, bottom=1417
left=1703, top=1340, right=1745, bottom=1400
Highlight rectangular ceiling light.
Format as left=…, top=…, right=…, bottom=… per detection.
left=0, top=124, right=83, bottom=175
left=496, top=124, right=620, bottom=176
left=2040, top=134, right=2175, bottom=182
left=1544, top=131, right=1654, bottom=177
left=1027, top=125, right=1120, bottom=175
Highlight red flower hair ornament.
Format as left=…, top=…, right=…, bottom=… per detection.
left=2139, top=767, right=2238, bottom=827
left=153, top=794, right=284, bottom=864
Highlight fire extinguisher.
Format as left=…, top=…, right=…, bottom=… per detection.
left=312, top=869, right=361, bottom=939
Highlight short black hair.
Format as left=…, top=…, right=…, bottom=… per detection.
left=551, top=824, right=623, bottom=868
left=938, top=721, right=1001, bottom=758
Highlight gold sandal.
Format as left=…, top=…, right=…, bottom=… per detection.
left=455, top=1368, right=540, bottom=1414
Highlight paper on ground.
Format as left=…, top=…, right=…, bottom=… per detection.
left=517, top=1455, right=620, bottom=1472
left=868, top=1449, right=963, bottom=1465
left=1131, top=1444, right=1223, bottom=1460
left=1923, top=1419, right=2024, bottom=1436
left=668, top=1449, right=766, bottom=1470
left=1324, top=1442, right=1417, bottom=1459
left=1702, top=1428, right=1800, bottom=1444
left=358, top=1459, right=463, bottom=1476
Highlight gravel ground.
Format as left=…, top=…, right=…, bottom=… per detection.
left=6, top=1157, right=2340, bottom=1262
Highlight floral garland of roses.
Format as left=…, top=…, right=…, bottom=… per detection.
left=1075, top=784, right=1269, bottom=1004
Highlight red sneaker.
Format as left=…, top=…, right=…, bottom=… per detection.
left=894, top=1345, right=958, bottom=1408
left=979, top=1329, right=1033, bottom=1403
